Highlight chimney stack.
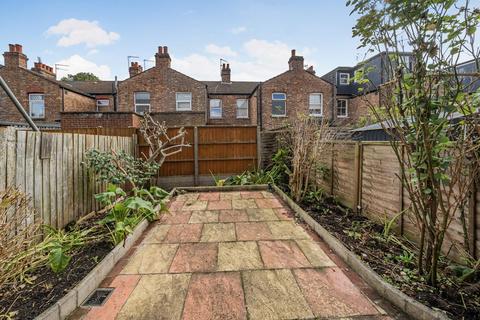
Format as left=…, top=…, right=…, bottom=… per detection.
left=155, top=45, right=171, bottom=69
left=129, top=61, right=143, bottom=77
left=3, top=43, right=28, bottom=69
left=221, top=63, right=231, bottom=83
left=288, top=49, right=304, bottom=71
left=32, top=61, right=56, bottom=79
left=306, top=65, right=316, bottom=75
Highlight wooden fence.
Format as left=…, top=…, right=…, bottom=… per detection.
left=138, top=126, right=260, bottom=188
left=0, top=127, right=135, bottom=229
left=315, top=141, right=479, bottom=260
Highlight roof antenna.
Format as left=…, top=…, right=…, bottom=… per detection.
left=220, top=58, right=228, bottom=70
left=54, top=64, right=69, bottom=80
left=143, top=59, right=154, bottom=70
left=127, top=55, right=139, bottom=68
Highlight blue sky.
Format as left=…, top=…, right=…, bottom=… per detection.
left=0, top=0, right=366, bottom=81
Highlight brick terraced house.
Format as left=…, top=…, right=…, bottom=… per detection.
left=0, top=44, right=96, bottom=129
left=0, top=43, right=401, bottom=131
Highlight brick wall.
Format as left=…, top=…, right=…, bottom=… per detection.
left=151, top=112, right=205, bottom=126
left=0, top=66, right=64, bottom=123
left=94, top=95, right=116, bottom=112
left=334, top=91, right=380, bottom=127
left=63, top=89, right=97, bottom=112
left=61, top=112, right=142, bottom=129
left=260, top=70, right=334, bottom=130
left=207, top=94, right=256, bottom=125
left=118, top=65, right=207, bottom=126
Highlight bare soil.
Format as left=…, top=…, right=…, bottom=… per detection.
left=0, top=239, right=113, bottom=320
left=300, top=196, right=480, bottom=320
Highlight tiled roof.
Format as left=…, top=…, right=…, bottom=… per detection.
left=61, top=80, right=117, bottom=95
left=202, top=81, right=259, bottom=95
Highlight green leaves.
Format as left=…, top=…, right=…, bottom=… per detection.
left=48, top=247, right=71, bottom=273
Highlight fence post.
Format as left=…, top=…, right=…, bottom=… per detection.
left=330, top=143, right=335, bottom=195
left=399, top=145, right=405, bottom=235
left=468, top=178, right=477, bottom=258
left=354, top=142, right=362, bottom=213
left=194, top=127, right=199, bottom=186
left=256, top=126, right=262, bottom=169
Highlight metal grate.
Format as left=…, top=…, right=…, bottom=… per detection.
left=82, top=288, right=114, bottom=307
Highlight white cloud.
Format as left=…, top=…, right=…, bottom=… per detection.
left=205, top=44, right=237, bottom=57
left=172, top=39, right=316, bottom=81
left=47, top=19, right=120, bottom=48
left=231, top=26, right=247, bottom=34
left=87, top=49, right=99, bottom=55
left=55, top=55, right=111, bottom=80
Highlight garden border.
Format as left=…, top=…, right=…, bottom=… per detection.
left=35, top=189, right=177, bottom=320
left=271, top=184, right=451, bottom=320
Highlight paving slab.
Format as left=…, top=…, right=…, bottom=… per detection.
left=182, top=272, right=247, bottom=320
left=169, top=242, right=217, bottom=273
left=235, top=222, right=275, bottom=241
left=240, top=191, right=264, bottom=199
left=164, top=224, right=202, bottom=243
left=198, top=192, right=220, bottom=201
left=121, top=244, right=178, bottom=274
left=142, top=224, right=170, bottom=243
left=294, top=268, right=380, bottom=318
left=242, top=269, right=314, bottom=320
left=207, top=199, right=233, bottom=210
left=296, top=239, right=336, bottom=267
left=218, top=241, right=263, bottom=271
left=255, top=197, right=284, bottom=208
left=246, top=208, right=279, bottom=221
left=220, top=192, right=241, bottom=200
left=232, top=199, right=258, bottom=209
left=189, top=210, right=218, bottom=223
left=218, top=210, right=249, bottom=222
left=200, top=223, right=236, bottom=242
left=182, top=200, right=208, bottom=211
left=160, top=211, right=192, bottom=224
left=267, top=220, right=311, bottom=239
left=258, top=240, right=311, bottom=268
left=116, top=274, right=190, bottom=320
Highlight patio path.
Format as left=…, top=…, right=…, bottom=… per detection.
left=74, top=190, right=398, bottom=320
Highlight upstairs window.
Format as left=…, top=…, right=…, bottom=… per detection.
left=29, top=94, right=45, bottom=119
left=236, top=99, right=249, bottom=118
left=96, top=99, right=110, bottom=111
left=272, top=93, right=286, bottom=117
left=309, top=93, right=323, bottom=117
left=176, top=92, right=192, bottom=111
left=134, top=92, right=150, bottom=114
left=337, top=99, right=348, bottom=118
left=339, top=72, right=350, bottom=85
left=210, top=99, right=222, bottom=118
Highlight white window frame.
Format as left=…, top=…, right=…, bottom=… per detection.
left=134, top=92, right=151, bottom=114
left=339, top=72, right=350, bottom=85
left=96, top=99, right=110, bottom=111
left=176, top=92, right=192, bottom=111
left=309, top=93, right=323, bottom=117
left=209, top=99, right=222, bottom=119
left=337, top=99, right=349, bottom=118
left=236, top=99, right=249, bottom=119
left=28, top=93, right=45, bottom=119
left=271, top=92, right=287, bottom=117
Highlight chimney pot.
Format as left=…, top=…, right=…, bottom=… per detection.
left=15, top=44, right=22, bottom=53
left=288, top=49, right=304, bottom=71
left=221, top=62, right=231, bottom=83
left=158, top=46, right=163, bottom=54
left=9, top=44, right=15, bottom=52
left=163, top=46, right=168, bottom=54
left=291, top=49, right=296, bottom=57
left=155, top=45, right=171, bottom=69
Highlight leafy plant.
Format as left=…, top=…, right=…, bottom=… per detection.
left=396, top=250, right=415, bottom=266
left=41, top=226, right=93, bottom=273
left=84, top=149, right=160, bottom=188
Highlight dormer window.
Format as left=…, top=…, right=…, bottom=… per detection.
left=339, top=73, right=350, bottom=85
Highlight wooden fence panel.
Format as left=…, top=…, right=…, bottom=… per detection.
left=476, top=183, right=480, bottom=258
left=0, top=129, right=135, bottom=230
left=332, top=143, right=357, bottom=208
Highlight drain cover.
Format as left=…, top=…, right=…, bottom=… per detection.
left=82, top=288, right=114, bottom=307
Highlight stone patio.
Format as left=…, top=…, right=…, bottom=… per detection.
left=75, top=190, right=394, bottom=320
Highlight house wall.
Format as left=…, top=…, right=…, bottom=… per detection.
left=260, top=70, right=334, bottom=130
left=61, top=112, right=142, bottom=129
left=334, top=91, right=380, bottom=127
left=207, top=94, right=255, bottom=125
left=63, top=89, right=97, bottom=112
left=117, top=66, right=208, bottom=126
left=0, top=66, right=64, bottom=123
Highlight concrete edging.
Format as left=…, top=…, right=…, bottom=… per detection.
left=175, top=184, right=270, bottom=193
left=36, top=188, right=177, bottom=320
left=271, top=184, right=451, bottom=320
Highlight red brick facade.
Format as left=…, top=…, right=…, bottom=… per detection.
left=259, top=50, right=334, bottom=130
left=334, top=91, right=380, bottom=127
left=117, top=46, right=207, bottom=126
left=0, top=44, right=96, bottom=125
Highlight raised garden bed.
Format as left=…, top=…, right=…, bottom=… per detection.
left=273, top=185, right=480, bottom=320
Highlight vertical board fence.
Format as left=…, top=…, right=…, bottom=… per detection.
left=0, top=127, right=135, bottom=229
left=138, top=126, right=260, bottom=188
left=315, top=141, right=479, bottom=260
